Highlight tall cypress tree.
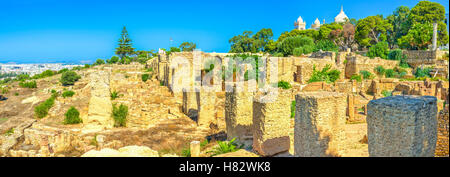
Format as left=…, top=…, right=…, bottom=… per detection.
left=115, top=26, right=135, bottom=59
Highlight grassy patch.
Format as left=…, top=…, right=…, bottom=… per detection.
left=110, top=91, right=119, bottom=100
left=62, top=90, right=75, bottom=98
left=19, top=80, right=37, bottom=88
left=208, top=138, right=243, bottom=157
left=34, top=93, right=58, bottom=118
left=291, top=101, right=296, bottom=118
left=112, top=103, right=128, bottom=127
left=63, top=106, right=82, bottom=124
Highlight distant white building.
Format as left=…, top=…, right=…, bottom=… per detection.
left=334, top=6, right=349, bottom=23
left=294, top=16, right=306, bottom=30
left=295, top=5, right=348, bottom=30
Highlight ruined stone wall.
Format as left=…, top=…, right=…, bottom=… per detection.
left=404, top=50, right=436, bottom=67
left=367, top=96, right=437, bottom=157
left=293, top=57, right=336, bottom=84
left=394, top=80, right=449, bottom=100
left=345, top=55, right=399, bottom=79
left=435, top=105, right=449, bottom=157
left=225, top=84, right=254, bottom=145
left=252, top=89, right=291, bottom=156
left=366, top=79, right=399, bottom=96
left=294, top=92, right=346, bottom=157
left=197, top=87, right=217, bottom=127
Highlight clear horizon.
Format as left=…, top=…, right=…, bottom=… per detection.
left=0, top=0, right=448, bottom=63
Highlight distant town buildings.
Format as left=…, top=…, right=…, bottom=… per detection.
left=295, top=6, right=349, bottom=30
left=0, top=63, right=82, bottom=78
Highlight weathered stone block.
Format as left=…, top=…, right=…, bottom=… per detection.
left=197, top=87, right=217, bottom=127
left=225, top=85, right=254, bottom=145
left=294, top=92, right=346, bottom=157
left=182, top=88, right=198, bottom=118
left=252, top=89, right=290, bottom=156
left=367, top=96, right=437, bottom=157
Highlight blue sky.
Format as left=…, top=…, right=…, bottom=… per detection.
left=0, top=0, right=448, bottom=63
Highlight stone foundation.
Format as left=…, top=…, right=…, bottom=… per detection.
left=294, top=92, right=346, bottom=157
left=367, top=96, right=437, bottom=157
left=435, top=106, right=449, bottom=157
left=225, top=85, right=254, bottom=145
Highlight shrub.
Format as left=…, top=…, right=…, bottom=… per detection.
left=359, top=70, right=373, bottom=79
left=112, top=104, right=128, bottom=127
left=19, top=80, right=37, bottom=88
left=414, top=67, right=432, bottom=78
left=291, top=101, right=296, bottom=118
left=367, top=41, right=389, bottom=59
left=16, top=74, right=30, bottom=81
left=384, top=69, right=396, bottom=78
left=308, top=64, right=341, bottom=84
left=34, top=94, right=57, bottom=118
left=94, top=59, right=105, bottom=66
left=62, top=90, right=75, bottom=98
left=277, top=35, right=315, bottom=56
left=1, top=87, right=9, bottom=94
left=277, top=81, right=292, bottom=89
left=381, top=90, right=392, bottom=97
left=293, top=47, right=303, bottom=56
left=181, top=147, right=191, bottom=157
left=57, top=68, right=69, bottom=74
left=39, top=70, right=55, bottom=78
left=141, top=74, right=150, bottom=82
left=314, top=39, right=338, bottom=52
left=4, top=128, right=14, bottom=136
left=64, top=107, right=82, bottom=124
left=374, top=66, right=385, bottom=76
left=302, top=45, right=315, bottom=54
left=60, top=71, right=81, bottom=86
left=272, top=53, right=284, bottom=57
left=108, top=56, right=119, bottom=64
left=388, top=49, right=409, bottom=68
left=14, top=92, right=19, bottom=96
left=209, top=138, right=243, bottom=156
left=350, top=74, right=362, bottom=82
left=110, top=91, right=119, bottom=100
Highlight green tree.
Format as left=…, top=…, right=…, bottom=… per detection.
left=367, top=41, right=389, bottom=59
left=179, top=42, right=197, bottom=52
left=318, top=23, right=343, bottom=41
left=386, top=6, right=411, bottom=48
left=407, top=1, right=449, bottom=47
left=229, top=31, right=255, bottom=53
left=115, top=26, right=135, bottom=59
left=398, top=23, right=433, bottom=50
left=94, top=59, right=105, bottom=65
left=64, top=107, right=82, bottom=124
left=355, top=15, right=393, bottom=48
left=277, top=36, right=315, bottom=56
left=60, top=71, right=81, bottom=86
left=252, top=28, right=274, bottom=52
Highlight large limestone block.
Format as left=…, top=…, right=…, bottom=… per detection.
left=252, top=89, right=291, bottom=156
left=81, top=146, right=159, bottom=157
left=197, top=87, right=217, bottom=127
left=182, top=88, right=198, bottom=117
left=225, top=85, right=253, bottom=144
left=294, top=92, right=346, bottom=157
left=367, top=95, right=437, bottom=157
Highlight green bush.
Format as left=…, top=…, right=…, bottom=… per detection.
left=209, top=138, right=243, bottom=157
left=277, top=81, right=292, bottom=89
left=108, top=56, right=119, bottom=64
left=388, top=49, right=410, bottom=68
left=94, top=59, right=105, bottom=66
left=367, top=41, right=389, bottom=59
left=1, top=87, right=8, bottom=94
left=374, top=66, right=386, bottom=76
left=64, top=107, right=82, bottom=124
left=277, top=35, right=315, bottom=56
left=314, top=40, right=338, bottom=52
left=60, top=71, right=81, bottom=86
left=110, top=91, right=119, bottom=100
left=272, top=53, right=284, bottom=57
left=112, top=104, right=128, bottom=127
left=293, top=47, right=304, bottom=56
left=14, top=92, right=19, bottom=96
left=382, top=90, right=393, bottom=97
left=19, top=80, right=37, bottom=88
left=34, top=94, right=57, bottom=118
left=62, top=90, right=75, bottom=98
left=181, top=147, right=191, bottom=157
left=350, top=74, right=362, bottom=82
left=384, top=69, right=396, bottom=78
left=291, top=101, right=296, bottom=118
left=359, top=70, right=373, bottom=79
left=302, top=45, right=315, bottom=54
left=57, top=68, right=69, bottom=74
left=141, top=74, right=150, bottom=82
left=308, top=64, right=341, bottom=84
left=414, top=67, right=432, bottom=78
left=16, top=74, right=30, bottom=81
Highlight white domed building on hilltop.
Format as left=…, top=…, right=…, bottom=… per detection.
left=311, top=18, right=321, bottom=30
left=294, top=16, right=306, bottom=30
left=334, top=6, right=349, bottom=23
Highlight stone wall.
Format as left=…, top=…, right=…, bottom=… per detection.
left=197, top=87, right=217, bottom=127
left=367, top=96, right=437, bottom=157
left=293, top=57, right=336, bottom=84
left=294, top=92, right=346, bottom=157
left=225, top=84, right=254, bottom=145
left=252, top=89, right=291, bottom=156
left=403, top=50, right=437, bottom=67
left=345, top=55, right=399, bottom=79
left=435, top=105, right=449, bottom=157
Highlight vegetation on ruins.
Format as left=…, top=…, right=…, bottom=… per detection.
left=112, top=103, right=128, bottom=127
left=141, top=74, right=150, bottom=82
left=34, top=92, right=58, bottom=118
left=374, top=66, right=386, bottom=76
left=63, top=106, right=82, bottom=124
left=387, top=49, right=409, bottom=68
left=277, top=35, right=315, bottom=56
left=4, top=128, right=14, bottom=136
left=62, top=90, right=75, bottom=98
left=414, top=67, right=432, bottom=78
left=179, top=42, right=197, bottom=52
left=60, top=71, right=81, bottom=86
left=19, top=80, right=37, bottom=88
left=181, top=147, right=191, bottom=157
left=291, top=101, right=296, bottom=118
left=381, top=90, right=393, bottom=97
left=308, top=64, right=341, bottom=84
left=209, top=138, right=243, bottom=157
left=110, top=91, right=120, bottom=100
left=1, top=87, right=9, bottom=94
left=359, top=70, right=374, bottom=80
left=277, top=81, right=292, bottom=90
left=107, top=56, right=120, bottom=64
left=350, top=74, right=362, bottom=82
left=115, top=26, right=135, bottom=59
left=314, top=40, right=339, bottom=52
